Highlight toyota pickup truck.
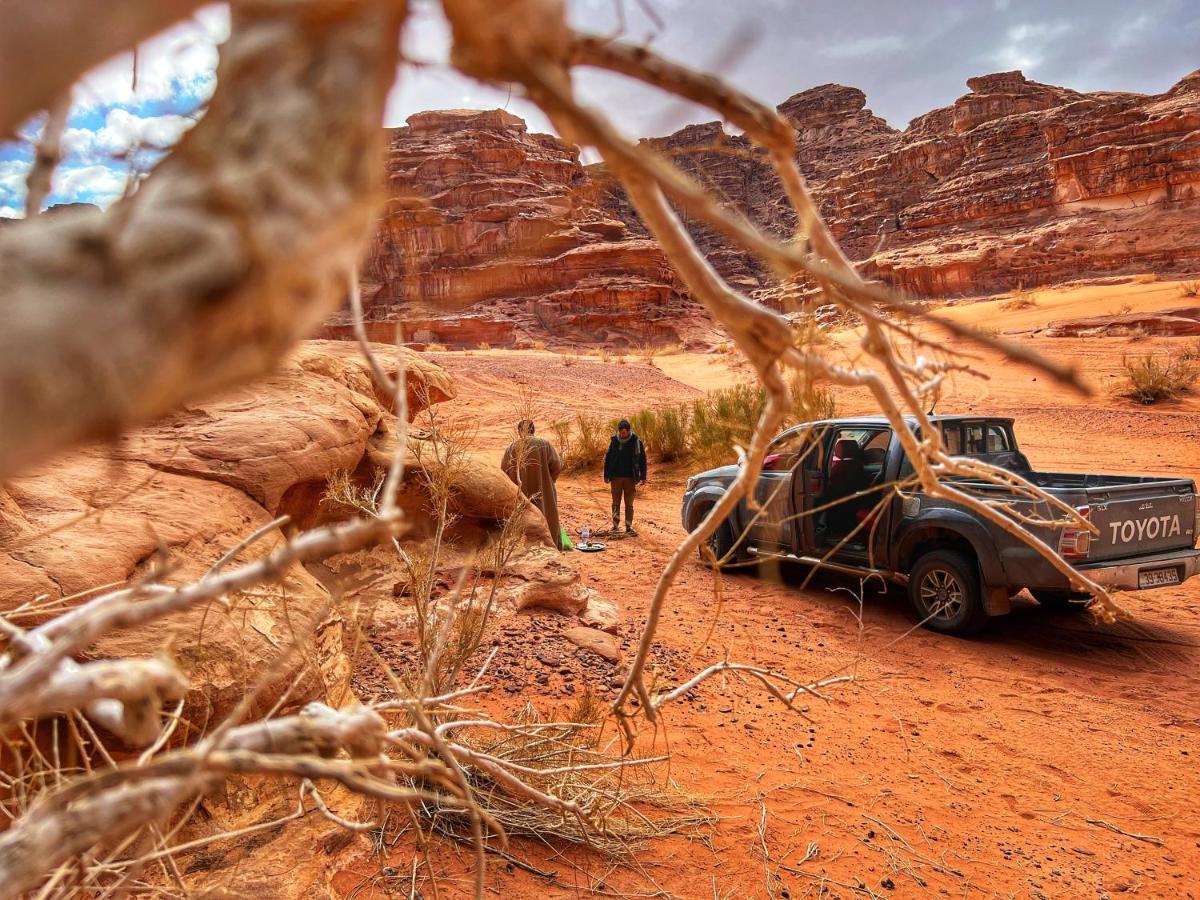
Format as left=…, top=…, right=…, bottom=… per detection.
left=680, top=415, right=1200, bottom=635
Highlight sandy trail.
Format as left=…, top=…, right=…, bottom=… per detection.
left=344, top=279, right=1200, bottom=898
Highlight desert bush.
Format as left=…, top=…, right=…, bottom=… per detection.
left=1180, top=280, right=1200, bottom=298
left=999, top=287, right=1038, bottom=311
left=477, top=341, right=491, bottom=351
left=1117, top=303, right=1133, bottom=315
left=554, top=411, right=608, bottom=471
left=1134, top=273, right=1158, bottom=284
left=426, top=342, right=448, bottom=352
left=532, top=339, right=547, bottom=350
left=1179, top=338, right=1200, bottom=362
left=624, top=406, right=690, bottom=463
left=1117, top=354, right=1198, bottom=404
left=561, top=352, right=577, bottom=367
left=552, top=373, right=837, bottom=472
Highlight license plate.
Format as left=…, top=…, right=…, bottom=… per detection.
left=1138, top=567, right=1181, bottom=589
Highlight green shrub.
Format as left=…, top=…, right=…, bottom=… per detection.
left=551, top=376, right=836, bottom=471
left=1118, top=354, right=1198, bottom=404
left=554, top=412, right=607, bottom=471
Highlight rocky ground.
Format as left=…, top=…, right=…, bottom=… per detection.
left=309, top=276, right=1200, bottom=898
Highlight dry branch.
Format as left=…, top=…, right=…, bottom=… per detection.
left=0, top=0, right=208, bottom=139
left=0, top=0, right=405, bottom=479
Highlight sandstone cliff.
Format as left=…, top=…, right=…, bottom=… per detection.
left=598, top=69, right=1200, bottom=298
left=322, top=109, right=695, bottom=348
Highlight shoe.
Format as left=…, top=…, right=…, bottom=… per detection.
left=625, top=525, right=637, bottom=536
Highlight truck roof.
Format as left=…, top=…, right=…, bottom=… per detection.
left=802, top=414, right=1015, bottom=427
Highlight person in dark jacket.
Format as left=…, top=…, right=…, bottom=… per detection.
left=603, top=419, right=647, bottom=535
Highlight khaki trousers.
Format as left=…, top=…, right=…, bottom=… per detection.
left=610, top=477, right=636, bottom=527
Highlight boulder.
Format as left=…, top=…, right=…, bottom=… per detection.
left=0, top=341, right=464, bottom=730
left=578, top=594, right=620, bottom=633
left=500, top=547, right=593, bottom=616
left=563, top=625, right=622, bottom=664
left=1044, top=305, right=1200, bottom=337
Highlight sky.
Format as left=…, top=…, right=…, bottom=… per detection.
left=2, top=0, right=1197, bottom=217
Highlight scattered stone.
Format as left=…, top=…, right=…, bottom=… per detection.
left=563, top=626, right=622, bottom=664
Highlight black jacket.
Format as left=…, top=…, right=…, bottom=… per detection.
left=604, top=433, right=648, bottom=481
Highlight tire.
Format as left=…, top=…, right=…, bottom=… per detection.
left=1031, top=589, right=1093, bottom=613
left=698, top=517, right=747, bottom=569
left=908, top=549, right=989, bottom=636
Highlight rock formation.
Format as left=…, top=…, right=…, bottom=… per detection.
left=597, top=68, right=1200, bottom=299
left=319, top=69, right=1198, bottom=346
left=1044, top=305, right=1200, bottom=338
left=321, top=109, right=696, bottom=348
left=0, top=340, right=609, bottom=730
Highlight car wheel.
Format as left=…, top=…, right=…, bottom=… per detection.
left=908, top=549, right=989, bottom=636
left=697, top=516, right=746, bottom=568
left=1030, top=589, right=1093, bottom=612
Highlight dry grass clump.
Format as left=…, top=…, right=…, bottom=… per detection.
left=1116, top=353, right=1198, bottom=404
left=999, top=287, right=1038, bottom=311
left=477, top=342, right=491, bottom=351
left=532, top=339, right=547, bottom=350
left=1178, top=338, right=1200, bottom=362
left=551, top=412, right=608, bottom=471
left=1180, top=280, right=1200, bottom=298
left=1134, top=273, right=1159, bottom=284
left=421, top=697, right=709, bottom=859
left=426, top=342, right=448, bottom=352
left=550, top=375, right=836, bottom=470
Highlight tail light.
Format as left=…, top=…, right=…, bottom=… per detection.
left=1193, top=497, right=1199, bottom=547
left=1059, top=505, right=1092, bottom=560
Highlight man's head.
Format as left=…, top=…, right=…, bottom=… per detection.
left=517, top=419, right=535, bottom=435
left=617, top=419, right=631, bottom=439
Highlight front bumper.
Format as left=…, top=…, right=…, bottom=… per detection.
left=1079, top=548, right=1200, bottom=591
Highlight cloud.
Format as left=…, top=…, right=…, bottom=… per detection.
left=0, top=206, right=21, bottom=219
left=72, top=6, right=226, bottom=112
left=52, top=164, right=127, bottom=205
left=819, top=35, right=905, bottom=59
left=64, top=108, right=197, bottom=162
left=992, top=20, right=1073, bottom=71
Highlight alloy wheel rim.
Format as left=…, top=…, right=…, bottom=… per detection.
left=919, top=568, right=964, bottom=621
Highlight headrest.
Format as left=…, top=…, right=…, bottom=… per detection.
left=832, top=439, right=861, bottom=458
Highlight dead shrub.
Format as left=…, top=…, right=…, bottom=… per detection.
left=553, top=411, right=607, bottom=471
left=1180, top=280, right=1200, bottom=298
left=1116, top=353, right=1198, bottom=404
left=1179, top=338, right=1200, bottom=362
left=999, top=288, right=1038, bottom=311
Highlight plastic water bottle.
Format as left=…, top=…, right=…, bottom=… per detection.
left=581, top=524, right=591, bottom=546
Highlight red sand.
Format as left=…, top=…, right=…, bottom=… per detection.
left=340, top=279, right=1200, bottom=898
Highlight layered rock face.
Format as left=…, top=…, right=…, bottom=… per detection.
left=599, top=69, right=1200, bottom=298
left=323, top=109, right=692, bottom=347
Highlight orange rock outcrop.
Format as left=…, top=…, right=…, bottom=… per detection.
left=322, top=109, right=694, bottom=347
left=599, top=69, right=1200, bottom=298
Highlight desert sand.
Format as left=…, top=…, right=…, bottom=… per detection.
left=310, top=278, right=1200, bottom=898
